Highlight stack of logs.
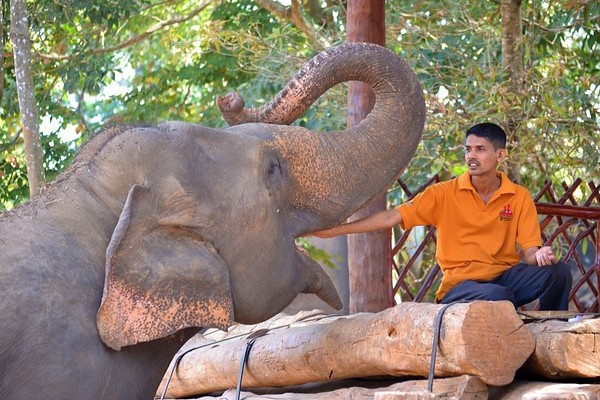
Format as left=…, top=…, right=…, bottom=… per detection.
left=157, top=301, right=600, bottom=399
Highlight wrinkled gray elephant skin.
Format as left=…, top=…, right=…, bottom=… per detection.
left=0, top=43, right=424, bottom=399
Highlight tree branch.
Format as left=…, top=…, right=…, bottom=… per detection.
left=10, top=0, right=45, bottom=196
left=254, top=0, right=329, bottom=48
left=523, top=14, right=600, bottom=34
left=0, top=129, right=22, bottom=152
left=35, top=0, right=216, bottom=62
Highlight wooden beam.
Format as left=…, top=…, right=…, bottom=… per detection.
left=346, top=0, right=391, bottom=314
left=158, top=301, right=533, bottom=398
left=522, top=316, right=600, bottom=379
left=174, top=375, right=487, bottom=399
left=489, top=380, right=600, bottom=399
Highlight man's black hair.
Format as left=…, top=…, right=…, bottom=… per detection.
left=466, top=122, right=507, bottom=150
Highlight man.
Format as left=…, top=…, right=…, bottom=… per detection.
left=313, top=122, right=572, bottom=310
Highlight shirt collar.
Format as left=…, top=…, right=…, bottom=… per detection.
left=458, top=171, right=516, bottom=195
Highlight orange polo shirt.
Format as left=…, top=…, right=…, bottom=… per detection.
left=395, top=172, right=542, bottom=301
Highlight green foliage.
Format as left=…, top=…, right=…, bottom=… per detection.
left=386, top=0, right=599, bottom=195
left=0, top=140, right=29, bottom=210
left=296, top=238, right=341, bottom=269
left=1, top=0, right=598, bottom=212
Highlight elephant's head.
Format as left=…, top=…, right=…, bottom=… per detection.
left=90, top=43, right=424, bottom=350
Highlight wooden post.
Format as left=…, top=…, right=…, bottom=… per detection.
left=346, top=0, right=392, bottom=314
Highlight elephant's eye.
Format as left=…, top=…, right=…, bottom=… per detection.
left=268, top=160, right=281, bottom=175
left=265, top=158, right=284, bottom=192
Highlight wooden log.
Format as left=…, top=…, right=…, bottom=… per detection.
left=372, top=375, right=488, bottom=400
left=521, top=315, right=600, bottom=379
left=375, top=392, right=437, bottom=400
left=182, top=375, right=488, bottom=400
left=489, top=380, right=600, bottom=400
left=158, top=301, right=532, bottom=398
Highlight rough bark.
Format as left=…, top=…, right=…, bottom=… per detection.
left=501, top=0, right=524, bottom=88
left=346, top=0, right=391, bottom=314
left=1, top=0, right=5, bottom=102
left=9, top=0, right=44, bottom=196
left=158, top=301, right=533, bottom=398
left=522, top=316, right=600, bottom=379
left=500, top=0, right=525, bottom=181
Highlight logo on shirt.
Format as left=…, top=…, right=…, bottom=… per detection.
left=499, top=204, right=513, bottom=222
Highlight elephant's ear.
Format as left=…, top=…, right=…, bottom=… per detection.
left=97, top=184, right=234, bottom=351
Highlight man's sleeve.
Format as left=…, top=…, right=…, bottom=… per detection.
left=395, top=186, right=439, bottom=230
left=517, top=192, right=543, bottom=250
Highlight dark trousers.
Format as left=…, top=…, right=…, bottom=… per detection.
left=440, top=262, right=573, bottom=310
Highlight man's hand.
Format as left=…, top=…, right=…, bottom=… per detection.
left=534, top=246, right=558, bottom=266
left=522, top=246, right=558, bottom=266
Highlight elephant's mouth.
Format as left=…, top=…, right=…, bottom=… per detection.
left=294, top=244, right=343, bottom=311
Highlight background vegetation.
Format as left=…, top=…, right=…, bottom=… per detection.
left=1, top=0, right=598, bottom=211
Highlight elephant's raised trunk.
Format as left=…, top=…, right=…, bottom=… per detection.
left=218, top=43, right=425, bottom=229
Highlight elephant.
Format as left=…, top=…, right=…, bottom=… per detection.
left=0, top=42, right=425, bottom=399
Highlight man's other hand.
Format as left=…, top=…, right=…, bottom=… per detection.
left=535, top=246, right=558, bottom=266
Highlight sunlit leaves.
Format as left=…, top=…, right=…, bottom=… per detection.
left=387, top=0, right=599, bottom=194
left=1, top=0, right=598, bottom=210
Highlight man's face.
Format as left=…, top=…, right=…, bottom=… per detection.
left=464, top=135, right=505, bottom=177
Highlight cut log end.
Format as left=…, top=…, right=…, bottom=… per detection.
left=451, top=301, right=535, bottom=386
left=523, top=318, right=600, bottom=380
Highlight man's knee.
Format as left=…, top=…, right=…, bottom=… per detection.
left=550, top=262, right=573, bottom=287
left=485, top=285, right=516, bottom=303
left=538, top=261, right=572, bottom=311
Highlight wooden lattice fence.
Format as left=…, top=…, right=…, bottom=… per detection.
left=390, top=177, right=600, bottom=312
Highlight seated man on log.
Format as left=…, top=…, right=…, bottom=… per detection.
left=313, top=122, right=572, bottom=310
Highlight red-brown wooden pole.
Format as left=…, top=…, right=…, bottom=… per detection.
left=346, top=0, right=393, bottom=313
left=596, top=220, right=600, bottom=312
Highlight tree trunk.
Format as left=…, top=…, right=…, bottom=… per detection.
left=500, top=0, right=524, bottom=182
left=1, top=0, right=5, bottom=102
left=523, top=316, right=600, bottom=379
left=9, top=0, right=44, bottom=197
left=346, top=0, right=392, bottom=314
left=158, top=301, right=533, bottom=398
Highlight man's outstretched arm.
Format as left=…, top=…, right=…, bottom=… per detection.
left=311, top=209, right=403, bottom=239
